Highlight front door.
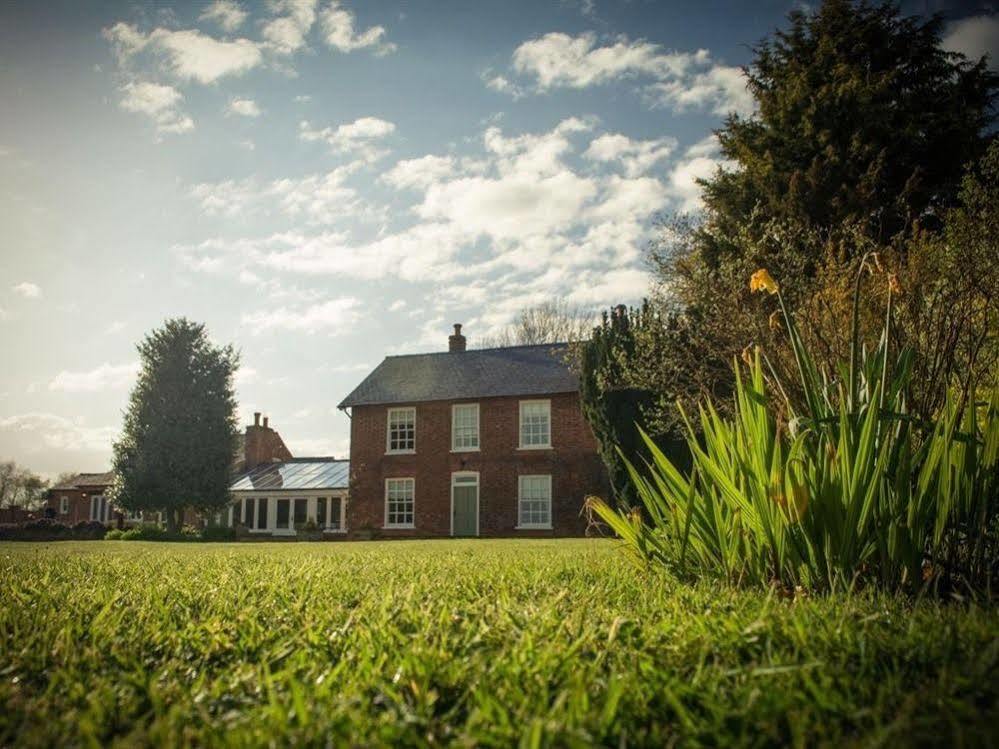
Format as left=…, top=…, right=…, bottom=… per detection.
left=452, top=473, right=478, bottom=537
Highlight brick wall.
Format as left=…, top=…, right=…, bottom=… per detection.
left=44, top=487, right=109, bottom=524
left=346, top=391, right=608, bottom=538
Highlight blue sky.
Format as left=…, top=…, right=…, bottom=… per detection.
left=1, top=0, right=996, bottom=477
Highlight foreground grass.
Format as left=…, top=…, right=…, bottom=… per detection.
left=1, top=540, right=998, bottom=747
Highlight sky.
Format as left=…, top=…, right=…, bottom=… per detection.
left=1, top=0, right=996, bottom=478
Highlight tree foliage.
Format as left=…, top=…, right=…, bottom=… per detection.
left=474, top=300, right=594, bottom=348
left=641, top=0, right=999, bottom=429
left=579, top=303, right=691, bottom=507
left=695, top=0, right=997, bottom=270
left=0, top=461, right=48, bottom=510
left=109, top=319, right=240, bottom=530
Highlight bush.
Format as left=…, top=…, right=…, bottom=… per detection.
left=200, top=526, right=236, bottom=542
left=105, top=529, right=124, bottom=540
left=72, top=521, right=107, bottom=540
left=0, top=519, right=109, bottom=541
left=589, top=261, right=999, bottom=593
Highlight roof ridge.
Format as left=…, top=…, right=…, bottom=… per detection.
left=382, top=341, right=570, bottom=360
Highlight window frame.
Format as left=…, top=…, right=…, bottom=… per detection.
left=451, top=403, right=480, bottom=452
left=517, top=474, right=553, bottom=530
left=385, top=407, right=417, bottom=454
left=518, top=399, right=552, bottom=450
left=59, top=496, right=69, bottom=515
left=384, top=477, right=415, bottom=529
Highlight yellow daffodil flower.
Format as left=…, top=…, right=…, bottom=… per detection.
left=749, top=269, right=779, bottom=295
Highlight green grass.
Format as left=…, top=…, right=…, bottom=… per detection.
left=1, top=540, right=998, bottom=747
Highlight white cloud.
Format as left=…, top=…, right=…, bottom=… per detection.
left=48, top=362, right=140, bottom=393
left=512, top=31, right=699, bottom=89
left=242, top=296, right=362, bottom=334
left=199, top=0, right=248, bottom=32
left=942, top=15, right=999, bottom=70
left=118, top=80, right=194, bottom=134
left=646, top=64, right=753, bottom=116
left=105, top=321, right=126, bottom=335
left=294, top=94, right=312, bottom=102
left=388, top=300, right=407, bottom=312
left=299, top=116, right=395, bottom=161
left=190, top=162, right=367, bottom=224
left=104, top=22, right=263, bottom=84
left=185, top=120, right=663, bottom=316
left=498, top=31, right=752, bottom=116
left=12, top=282, right=41, bottom=298
left=584, top=132, right=676, bottom=176
left=668, top=136, right=732, bottom=211
left=320, top=1, right=395, bottom=55
left=227, top=97, right=261, bottom=117
left=381, top=155, right=458, bottom=190
left=483, top=72, right=526, bottom=99
left=262, top=0, right=318, bottom=55
left=0, top=413, right=118, bottom=453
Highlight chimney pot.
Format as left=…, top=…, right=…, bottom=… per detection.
left=448, top=323, right=466, bottom=353
left=254, top=412, right=261, bottom=426
left=263, top=416, right=269, bottom=429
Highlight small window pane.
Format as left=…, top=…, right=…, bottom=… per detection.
left=387, top=408, right=416, bottom=452
left=330, top=498, right=342, bottom=530
left=243, top=497, right=255, bottom=527
left=386, top=478, right=414, bottom=527
left=519, top=476, right=552, bottom=527
left=520, top=401, right=551, bottom=447
left=276, top=499, right=290, bottom=528
left=316, top=497, right=327, bottom=527
left=452, top=404, right=479, bottom=450
left=294, top=498, right=308, bottom=526
left=257, top=498, right=268, bottom=530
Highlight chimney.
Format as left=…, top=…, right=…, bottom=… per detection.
left=243, top=412, right=293, bottom=470
left=448, top=323, right=466, bottom=353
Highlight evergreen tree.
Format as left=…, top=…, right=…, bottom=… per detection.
left=109, top=319, right=240, bottom=530
left=695, top=0, right=997, bottom=270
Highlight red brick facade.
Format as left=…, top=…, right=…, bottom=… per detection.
left=346, top=391, right=607, bottom=538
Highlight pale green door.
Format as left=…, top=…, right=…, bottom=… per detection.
left=452, top=481, right=478, bottom=537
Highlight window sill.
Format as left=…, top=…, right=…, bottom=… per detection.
left=322, top=528, right=347, bottom=534
left=385, top=450, right=416, bottom=456
left=517, top=445, right=552, bottom=451
left=450, top=447, right=480, bottom=453
left=515, top=524, right=553, bottom=530
left=383, top=524, right=415, bottom=530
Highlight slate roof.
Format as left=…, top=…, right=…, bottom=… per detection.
left=338, top=343, right=577, bottom=408
left=51, top=472, right=115, bottom=491
left=230, top=458, right=349, bottom=492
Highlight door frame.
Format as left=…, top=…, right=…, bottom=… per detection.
left=450, top=471, right=480, bottom=537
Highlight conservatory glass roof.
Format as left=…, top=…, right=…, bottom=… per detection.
left=230, top=458, right=349, bottom=492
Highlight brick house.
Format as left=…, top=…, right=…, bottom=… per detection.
left=45, top=471, right=140, bottom=525
left=337, top=324, right=608, bottom=538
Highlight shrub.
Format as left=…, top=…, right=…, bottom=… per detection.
left=72, top=521, right=107, bottom=540
left=105, top=529, right=124, bottom=540
left=199, top=525, right=236, bottom=542
left=589, top=259, right=999, bottom=593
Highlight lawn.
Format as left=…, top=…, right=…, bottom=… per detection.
left=1, top=540, right=997, bottom=747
